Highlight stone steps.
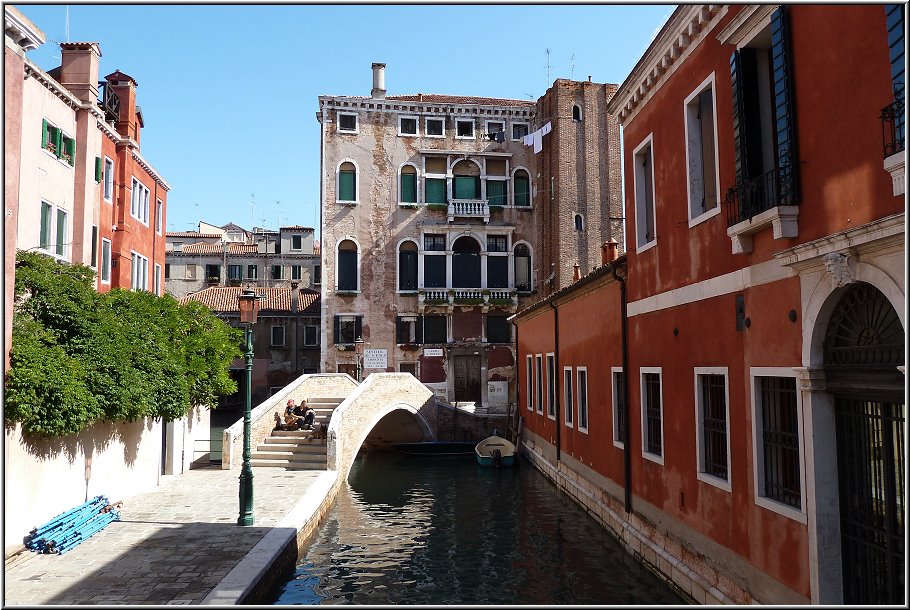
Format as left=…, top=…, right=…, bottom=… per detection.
left=251, top=396, right=345, bottom=471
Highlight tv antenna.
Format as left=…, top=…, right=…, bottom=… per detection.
left=545, top=48, right=551, bottom=86
left=276, top=201, right=281, bottom=228
left=65, top=6, right=70, bottom=42
left=249, top=194, right=255, bottom=232
left=570, top=53, right=575, bottom=80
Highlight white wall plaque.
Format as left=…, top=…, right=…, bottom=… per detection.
left=363, top=348, right=387, bottom=369
left=423, top=348, right=444, bottom=357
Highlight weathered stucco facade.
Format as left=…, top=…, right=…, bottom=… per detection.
left=317, top=65, right=622, bottom=408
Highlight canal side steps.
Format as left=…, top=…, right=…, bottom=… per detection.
left=250, top=396, right=345, bottom=470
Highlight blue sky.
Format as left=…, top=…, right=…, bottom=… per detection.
left=15, top=3, right=674, bottom=238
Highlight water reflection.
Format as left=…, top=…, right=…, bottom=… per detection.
left=273, top=452, right=686, bottom=605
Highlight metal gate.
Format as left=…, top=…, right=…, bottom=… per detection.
left=824, top=281, right=905, bottom=604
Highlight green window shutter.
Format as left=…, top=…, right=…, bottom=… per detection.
left=41, top=120, right=48, bottom=148
left=55, top=210, right=66, bottom=256
left=425, top=178, right=446, bottom=204
left=400, top=173, right=417, bottom=203
left=339, top=170, right=356, bottom=201
left=487, top=181, right=506, bottom=206
left=454, top=176, right=479, bottom=199
left=514, top=177, right=530, bottom=206
left=40, top=202, right=51, bottom=249
left=65, top=138, right=75, bottom=166
left=95, top=157, right=102, bottom=182
left=54, top=128, right=63, bottom=158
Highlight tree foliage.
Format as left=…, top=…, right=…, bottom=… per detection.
left=5, top=251, right=243, bottom=437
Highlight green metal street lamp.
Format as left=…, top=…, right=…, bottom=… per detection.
left=237, top=288, right=263, bottom=526
left=354, top=336, right=364, bottom=382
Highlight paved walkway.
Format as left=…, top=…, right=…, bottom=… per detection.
left=4, top=466, right=334, bottom=605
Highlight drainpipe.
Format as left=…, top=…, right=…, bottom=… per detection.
left=611, top=262, right=632, bottom=514
left=550, top=300, right=560, bottom=462
left=510, top=317, right=520, bottom=444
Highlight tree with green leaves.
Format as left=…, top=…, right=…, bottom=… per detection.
left=5, top=251, right=243, bottom=437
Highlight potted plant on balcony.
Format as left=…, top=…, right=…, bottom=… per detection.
left=207, top=276, right=220, bottom=285
left=398, top=343, right=419, bottom=351
left=337, top=344, right=353, bottom=352
left=426, top=203, right=448, bottom=212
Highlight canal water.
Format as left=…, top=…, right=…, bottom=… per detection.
left=271, top=451, right=687, bottom=605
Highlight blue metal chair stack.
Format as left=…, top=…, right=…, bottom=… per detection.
left=24, top=495, right=121, bottom=554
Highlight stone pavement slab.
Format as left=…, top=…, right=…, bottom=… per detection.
left=3, top=466, right=327, bottom=606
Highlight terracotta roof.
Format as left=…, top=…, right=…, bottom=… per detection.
left=166, top=232, right=221, bottom=238
left=180, top=287, right=321, bottom=315
left=387, top=94, right=534, bottom=107
left=178, top=242, right=259, bottom=255
left=105, top=69, right=137, bottom=86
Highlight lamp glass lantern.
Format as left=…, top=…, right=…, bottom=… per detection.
left=238, top=289, right=261, bottom=324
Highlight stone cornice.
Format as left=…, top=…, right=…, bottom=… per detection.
left=131, top=149, right=170, bottom=191
left=606, top=4, right=726, bottom=125
left=23, top=61, right=81, bottom=110
left=715, top=4, right=777, bottom=48
left=4, top=6, right=45, bottom=52
left=317, top=96, right=535, bottom=120
left=774, top=213, right=906, bottom=270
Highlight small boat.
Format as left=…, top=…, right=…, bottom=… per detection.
left=392, top=441, right=476, bottom=456
left=475, top=435, right=516, bottom=467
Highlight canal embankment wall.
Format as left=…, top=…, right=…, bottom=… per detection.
left=521, top=429, right=807, bottom=605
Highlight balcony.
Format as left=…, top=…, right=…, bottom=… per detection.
left=447, top=199, right=489, bottom=223
left=725, top=166, right=800, bottom=254
left=881, top=98, right=905, bottom=196
left=418, top=288, right=517, bottom=309
left=98, top=81, right=120, bottom=123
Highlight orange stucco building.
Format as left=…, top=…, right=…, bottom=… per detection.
left=515, top=4, right=905, bottom=605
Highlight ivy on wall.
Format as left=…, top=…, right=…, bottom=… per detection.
left=5, top=252, right=243, bottom=437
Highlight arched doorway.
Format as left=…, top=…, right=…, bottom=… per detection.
left=823, top=281, right=905, bottom=604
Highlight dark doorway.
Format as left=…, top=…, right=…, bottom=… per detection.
left=453, top=355, right=481, bottom=404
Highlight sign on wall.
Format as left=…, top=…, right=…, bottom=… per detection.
left=363, top=348, right=387, bottom=369
left=488, top=381, right=508, bottom=407
left=423, top=348, right=444, bottom=357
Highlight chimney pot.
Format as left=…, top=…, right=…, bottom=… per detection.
left=601, top=238, right=619, bottom=265
left=371, top=62, right=386, bottom=99
left=588, top=75, right=592, bottom=83
left=573, top=262, right=581, bottom=282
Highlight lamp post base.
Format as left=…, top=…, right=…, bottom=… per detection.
left=238, top=466, right=254, bottom=526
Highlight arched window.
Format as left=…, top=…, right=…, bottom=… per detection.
left=514, top=243, right=531, bottom=292
left=452, top=160, right=480, bottom=200
left=398, top=241, right=418, bottom=291
left=338, top=162, right=356, bottom=202
left=574, top=213, right=584, bottom=231
left=514, top=169, right=531, bottom=207
left=452, top=235, right=481, bottom=288
left=400, top=165, right=417, bottom=204
left=337, top=239, right=358, bottom=291
left=573, top=104, right=582, bottom=121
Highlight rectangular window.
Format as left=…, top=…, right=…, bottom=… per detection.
left=131, top=252, right=149, bottom=291
left=685, top=75, right=719, bottom=223
left=271, top=265, right=282, bottom=280
left=422, top=315, right=447, bottom=344
left=247, top=264, right=258, bottom=279
left=399, top=248, right=418, bottom=291
left=456, top=119, right=475, bottom=138
left=612, top=368, right=625, bottom=447
left=563, top=368, right=574, bottom=427
left=641, top=369, right=663, bottom=462
left=227, top=264, right=243, bottom=281
left=338, top=170, right=356, bottom=202
left=55, top=209, right=67, bottom=258
left=752, top=372, right=803, bottom=515
left=39, top=201, right=52, bottom=250
left=338, top=112, right=358, bottom=133
left=424, top=256, right=446, bottom=288
left=101, top=238, right=112, bottom=283
left=425, top=117, right=444, bottom=137
left=535, top=355, right=543, bottom=415
left=695, top=368, right=730, bottom=489
left=304, top=325, right=318, bottom=346
left=185, top=264, right=197, bottom=280
left=206, top=264, right=220, bottom=280
left=486, top=256, right=508, bottom=289
left=130, top=177, right=150, bottom=225
left=546, top=353, right=556, bottom=420
left=333, top=314, right=362, bottom=344
left=400, top=171, right=417, bottom=204
left=512, top=122, right=530, bottom=141
left=486, top=180, right=506, bottom=206
left=103, top=157, right=114, bottom=201
left=314, top=264, right=321, bottom=285
left=156, top=199, right=163, bottom=234
left=424, top=234, right=446, bottom=251
left=577, top=367, right=589, bottom=432
left=90, top=225, right=98, bottom=268
left=485, top=120, right=505, bottom=138
left=486, top=235, right=507, bottom=252
left=453, top=176, right=480, bottom=199
left=164, top=263, right=171, bottom=279
left=485, top=315, right=510, bottom=343
left=526, top=355, right=534, bottom=411
left=396, top=315, right=418, bottom=344
left=271, top=325, right=285, bottom=347
left=292, top=265, right=302, bottom=280
left=398, top=116, right=418, bottom=136
left=154, top=263, right=161, bottom=295
left=291, top=234, right=302, bottom=250
left=633, top=135, right=656, bottom=251
left=514, top=174, right=530, bottom=207
left=425, top=178, right=447, bottom=204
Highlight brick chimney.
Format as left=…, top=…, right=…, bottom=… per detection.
left=371, top=62, right=386, bottom=99
left=105, top=70, right=141, bottom=144
left=573, top=262, right=581, bottom=282
left=58, top=42, right=101, bottom=103
left=601, top=238, right=619, bottom=265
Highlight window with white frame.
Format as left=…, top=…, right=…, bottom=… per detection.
left=425, top=117, right=444, bottom=137
left=512, top=122, right=529, bottom=141
left=131, top=177, right=150, bottom=225
left=633, top=135, right=656, bottom=251
left=247, top=264, right=258, bottom=279
left=100, top=238, right=112, bottom=283
left=398, top=115, right=419, bottom=136
left=485, top=120, right=505, bottom=140
left=154, top=263, right=162, bottom=295
left=422, top=233, right=446, bottom=288
left=546, top=353, right=556, bottom=419
left=337, top=239, right=358, bottom=291
left=271, top=264, right=282, bottom=280
left=400, top=165, right=418, bottom=204
left=577, top=367, right=589, bottom=433
left=455, top=119, right=475, bottom=139
left=164, top=263, right=170, bottom=279
left=292, top=265, right=302, bottom=281
left=685, top=74, right=720, bottom=223
left=397, top=240, right=417, bottom=291
left=640, top=368, right=664, bottom=463
left=304, top=325, right=318, bottom=346
left=291, top=234, right=303, bottom=250
left=338, top=112, right=358, bottom=133
left=39, top=201, right=68, bottom=260
left=228, top=264, right=243, bottom=281
left=526, top=355, right=533, bottom=411
left=271, top=325, right=285, bottom=347
left=514, top=243, right=532, bottom=292
left=131, top=252, right=149, bottom=291
left=314, top=264, right=321, bottom=285
left=337, top=161, right=357, bottom=203
left=563, top=367, right=574, bottom=427
left=185, top=264, right=197, bottom=280
left=612, top=368, right=625, bottom=447
left=41, top=119, right=75, bottom=166
left=103, top=157, right=114, bottom=201
left=695, top=368, right=730, bottom=489
left=156, top=199, right=163, bottom=234
left=535, top=354, right=543, bottom=414
left=751, top=370, right=804, bottom=519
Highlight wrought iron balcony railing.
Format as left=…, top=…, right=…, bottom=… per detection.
left=725, top=164, right=799, bottom=227
left=881, top=98, right=905, bottom=159
left=98, top=82, right=120, bottom=122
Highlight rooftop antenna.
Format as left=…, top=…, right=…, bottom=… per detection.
left=249, top=194, right=255, bottom=233
left=65, top=6, right=69, bottom=43
left=546, top=48, right=551, bottom=86
left=276, top=201, right=281, bottom=228
left=570, top=53, right=575, bottom=80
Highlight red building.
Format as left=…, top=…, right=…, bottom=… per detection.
left=515, top=4, right=905, bottom=605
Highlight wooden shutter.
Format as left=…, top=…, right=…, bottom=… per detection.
left=339, top=170, right=355, bottom=201
left=399, top=250, right=417, bottom=290
left=400, top=172, right=417, bottom=203
left=730, top=50, right=748, bottom=185
left=454, top=176, right=479, bottom=199
left=65, top=137, right=75, bottom=165
left=416, top=315, right=424, bottom=344
left=94, top=157, right=102, bottom=182
left=425, top=178, right=446, bottom=204
left=514, top=176, right=530, bottom=206
left=54, top=128, right=63, bottom=158
left=887, top=4, right=905, bottom=99
left=396, top=316, right=405, bottom=343
left=333, top=315, right=340, bottom=344
left=487, top=181, right=506, bottom=205
left=770, top=6, right=799, bottom=205
left=354, top=316, right=362, bottom=341
left=41, top=119, right=48, bottom=148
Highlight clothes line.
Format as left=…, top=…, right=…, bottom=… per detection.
left=522, top=121, right=552, bottom=154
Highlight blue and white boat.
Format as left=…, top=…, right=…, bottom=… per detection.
left=475, top=435, right=516, bottom=467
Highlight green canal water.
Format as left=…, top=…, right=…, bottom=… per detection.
left=271, top=451, right=688, bottom=605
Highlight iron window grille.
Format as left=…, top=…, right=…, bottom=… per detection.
left=759, top=376, right=801, bottom=508
left=614, top=371, right=625, bottom=442
left=701, top=374, right=728, bottom=480
left=644, top=372, right=662, bottom=456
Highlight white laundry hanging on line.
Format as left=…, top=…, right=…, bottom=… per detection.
left=540, top=121, right=552, bottom=136
left=533, top=130, right=543, bottom=153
